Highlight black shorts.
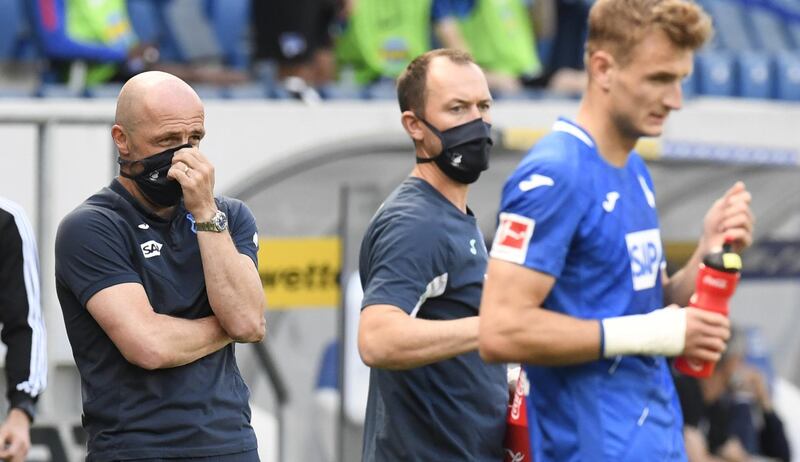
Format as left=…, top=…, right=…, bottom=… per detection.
left=252, top=0, right=338, bottom=64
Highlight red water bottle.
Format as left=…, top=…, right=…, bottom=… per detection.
left=503, top=369, right=532, bottom=462
left=674, top=239, right=742, bottom=377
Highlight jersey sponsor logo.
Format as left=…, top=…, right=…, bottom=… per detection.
left=137, top=223, right=150, bottom=230
left=602, top=191, right=620, bottom=212
left=140, top=240, right=163, bottom=259
left=519, top=173, right=554, bottom=192
left=625, top=228, right=662, bottom=290
left=469, top=238, right=478, bottom=255
left=505, top=449, right=526, bottom=462
left=491, top=213, right=535, bottom=264
left=638, top=175, right=656, bottom=208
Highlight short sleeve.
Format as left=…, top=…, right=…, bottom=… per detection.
left=55, top=209, right=141, bottom=306
left=223, top=198, right=259, bottom=268
left=490, top=147, right=587, bottom=277
left=360, top=216, right=448, bottom=315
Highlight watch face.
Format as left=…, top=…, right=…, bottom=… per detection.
left=214, top=211, right=228, bottom=230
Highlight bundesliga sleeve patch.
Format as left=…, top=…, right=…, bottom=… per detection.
left=490, top=213, right=535, bottom=264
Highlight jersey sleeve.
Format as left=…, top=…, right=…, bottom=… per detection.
left=0, top=202, right=47, bottom=417
left=222, top=198, right=259, bottom=268
left=55, top=208, right=141, bottom=307
left=490, top=146, right=587, bottom=278
left=360, top=215, right=448, bottom=316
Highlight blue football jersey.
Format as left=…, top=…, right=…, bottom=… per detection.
left=491, top=118, right=686, bottom=462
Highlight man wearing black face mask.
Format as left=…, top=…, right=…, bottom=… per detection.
left=357, top=49, right=507, bottom=461
left=54, top=71, right=265, bottom=461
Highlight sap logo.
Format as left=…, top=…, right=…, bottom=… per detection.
left=140, top=240, right=163, bottom=259
left=491, top=213, right=535, bottom=264
left=625, top=229, right=662, bottom=291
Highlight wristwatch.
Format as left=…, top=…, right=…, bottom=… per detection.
left=196, top=210, right=228, bottom=232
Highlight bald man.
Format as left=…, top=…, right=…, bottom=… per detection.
left=55, top=71, right=265, bottom=461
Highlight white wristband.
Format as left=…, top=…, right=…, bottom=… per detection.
left=601, top=308, right=687, bottom=358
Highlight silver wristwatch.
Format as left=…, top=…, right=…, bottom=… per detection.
left=196, top=210, right=228, bottom=233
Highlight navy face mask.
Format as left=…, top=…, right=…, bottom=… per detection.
left=118, top=144, right=192, bottom=207
left=416, top=117, right=493, bottom=184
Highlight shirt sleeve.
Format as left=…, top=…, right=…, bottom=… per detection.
left=0, top=203, right=47, bottom=416
left=55, top=208, right=142, bottom=307
left=490, top=146, right=587, bottom=277
left=222, top=198, right=259, bottom=268
left=360, top=215, right=449, bottom=316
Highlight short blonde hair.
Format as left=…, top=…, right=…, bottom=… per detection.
left=586, top=0, right=713, bottom=66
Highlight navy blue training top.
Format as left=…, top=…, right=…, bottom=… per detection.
left=55, top=180, right=259, bottom=461
left=359, top=177, right=507, bottom=462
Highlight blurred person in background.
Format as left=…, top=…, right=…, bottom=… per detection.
left=675, top=328, right=791, bottom=462
left=0, top=198, right=46, bottom=462
left=432, top=0, right=542, bottom=94
left=335, top=0, right=433, bottom=85
left=28, top=0, right=249, bottom=91
left=252, top=0, right=343, bottom=99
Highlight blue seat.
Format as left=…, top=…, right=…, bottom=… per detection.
left=698, top=0, right=756, bottom=50
left=695, top=51, right=736, bottom=96
left=736, top=51, right=772, bottom=99
left=746, top=5, right=792, bottom=52
left=224, top=83, right=269, bottom=99
left=774, top=51, right=800, bottom=100
left=364, top=79, right=397, bottom=100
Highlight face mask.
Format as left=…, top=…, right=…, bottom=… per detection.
left=416, top=117, right=493, bottom=184
left=118, top=143, right=192, bottom=207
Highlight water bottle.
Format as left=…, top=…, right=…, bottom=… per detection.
left=674, top=239, right=742, bottom=378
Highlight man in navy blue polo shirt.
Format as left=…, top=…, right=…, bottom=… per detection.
left=358, top=49, right=507, bottom=461
left=55, top=71, right=266, bottom=461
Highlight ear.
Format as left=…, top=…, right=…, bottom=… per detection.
left=111, top=124, right=130, bottom=157
left=400, top=111, right=425, bottom=143
left=588, top=50, right=616, bottom=91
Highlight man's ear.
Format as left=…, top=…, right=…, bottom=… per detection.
left=588, top=50, right=616, bottom=92
left=400, top=111, right=425, bottom=143
left=111, top=124, right=130, bottom=157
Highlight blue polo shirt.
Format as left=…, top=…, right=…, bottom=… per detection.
left=359, top=177, right=507, bottom=462
left=55, top=180, right=259, bottom=461
left=491, top=118, right=685, bottom=462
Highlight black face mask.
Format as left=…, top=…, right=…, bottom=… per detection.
left=118, top=144, right=192, bottom=207
left=416, top=117, right=493, bottom=184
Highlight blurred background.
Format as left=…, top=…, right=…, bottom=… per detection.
left=0, top=0, right=799, bottom=461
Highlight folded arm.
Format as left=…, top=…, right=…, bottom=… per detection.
left=87, top=282, right=232, bottom=370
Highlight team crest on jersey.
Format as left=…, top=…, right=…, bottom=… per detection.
left=490, top=213, right=535, bottom=264
left=140, top=240, right=163, bottom=259
left=625, top=229, right=662, bottom=290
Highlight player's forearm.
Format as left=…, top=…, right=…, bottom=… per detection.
left=480, top=305, right=600, bottom=366
left=139, top=315, right=232, bottom=369
left=360, top=316, right=479, bottom=370
left=663, top=241, right=706, bottom=306
left=197, top=231, right=265, bottom=343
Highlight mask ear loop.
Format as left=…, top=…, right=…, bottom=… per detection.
left=415, top=115, right=448, bottom=164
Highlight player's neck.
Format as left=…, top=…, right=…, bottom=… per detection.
left=576, top=98, right=637, bottom=168
left=411, top=165, right=469, bottom=214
